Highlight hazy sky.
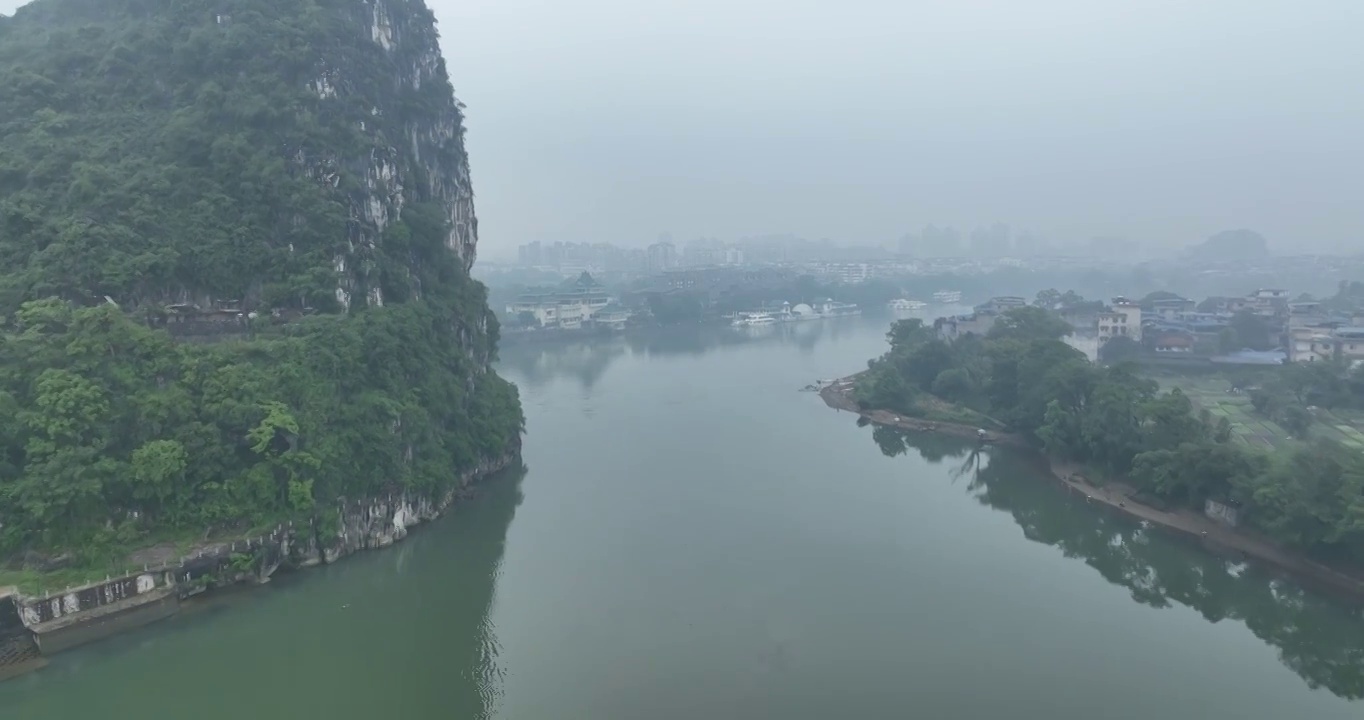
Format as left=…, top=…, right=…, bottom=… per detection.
left=6, top=0, right=1363, bottom=258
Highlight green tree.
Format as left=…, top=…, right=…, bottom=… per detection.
left=931, top=368, right=975, bottom=403
left=1217, top=327, right=1240, bottom=353
left=1279, top=404, right=1313, bottom=438
left=902, top=340, right=957, bottom=391
left=987, top=306, right=1072, bottom=343
left=1214, top=416, right=1233, bottom=443
left=1033, top=288, right=1062, bottom=309
left=1098, top=335, right=1143, bottom=364
left=887, top=318, right=933, bottom=349
left=1140, top=389, right=1207, bottom=451
left=130, top=439, right=188, bottom=506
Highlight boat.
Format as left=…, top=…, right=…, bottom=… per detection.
left=817, top=299, right=861, bottom=318
left=889, top=299, right=927, bottom=311
left=732, top=312, right=777, bottom=326
left=932, top=290, right=962, bottom=304
left=733, top=300, right=860, bottom=326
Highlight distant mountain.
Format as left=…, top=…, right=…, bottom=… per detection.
left=1186, top=229, right=1271, bottom=260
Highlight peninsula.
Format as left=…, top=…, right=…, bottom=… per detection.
left=827, top=308, right=1364, bottom=598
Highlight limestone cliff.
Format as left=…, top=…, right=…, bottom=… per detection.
left=0, top=0, right=523, bottom=563
left=0, top=0, right=482, bottom=316
left=304, top=0, right=480, bottom=309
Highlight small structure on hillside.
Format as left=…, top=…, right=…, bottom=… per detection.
left=1204, top=499, right=1241, bottom=527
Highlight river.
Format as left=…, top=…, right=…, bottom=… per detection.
left=2, top=313, right=1362, bottom=718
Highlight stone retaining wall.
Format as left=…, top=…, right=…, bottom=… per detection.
left=4, top=446, right=521, bottom=674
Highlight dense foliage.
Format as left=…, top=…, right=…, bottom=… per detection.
left=0, top=0, right=461, bottom=308
left=0, top=294, right=522, bottom=561
left=0, top=0, right=523, bottom=563
left=1032, top=288, right=1106, bottom=315
left=856, top=308, right=1364, bottom=564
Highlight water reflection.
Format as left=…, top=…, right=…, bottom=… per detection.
left=413, top=464, right=527, bottom=720
left=0, top=465, right=528, bottom=720
left=500, top=318, right=880, bottom=390
left=865, top=424, right=1364, bottom=700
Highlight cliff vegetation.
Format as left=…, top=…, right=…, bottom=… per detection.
left=0, top=0, right=522, bottom=568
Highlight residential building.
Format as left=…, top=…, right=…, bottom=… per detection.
left=1200, top=296, right=1251, bottom=314
left=828, top=263, right=870, bottom=283
left=1336, top=328, right=1364, bottom=365
left=1149, top=331, right=1194, bottom=353
left=1289, top=323, right=1364, bottom=365
left=1248, top=288, right=1290, bottom=318
left=1290, top=323, right=1334, bottom=363
left=647, top=241, right=677, bottom=273
left=1097, top=297, right=1141, bottom=346
left=1147, top=296, right=1196, bottom=320
left=514, top=241, right=647, bottom=273
left=517, top=241, right=543, bottom=267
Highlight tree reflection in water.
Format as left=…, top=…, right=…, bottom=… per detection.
left=867, top=423, right=1364, bottom=700
left=499, top=321, right=841, bottom=391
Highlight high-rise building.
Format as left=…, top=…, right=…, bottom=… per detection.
left=517, top=241, right=543, bottom=266
left=647, top=241, right=677, bottom=273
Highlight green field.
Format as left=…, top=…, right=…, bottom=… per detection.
left=1151, top=372, right=1364, bottom=451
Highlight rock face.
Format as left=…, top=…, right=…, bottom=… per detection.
left=0, top=0, right=524, bottom=581
left=11, top=449, right=520, bottom=661
left=307, top=0, right=481, bottom=309
left=0, top=0, right=482, bottom=313
left=323, top=448, right=519, bottom=561
left=0, top=0, right=522, bottom=564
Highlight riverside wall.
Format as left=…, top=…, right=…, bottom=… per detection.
left=0, top=591, right=42, bottom=679
left=1, top=447, right=520, bottom=675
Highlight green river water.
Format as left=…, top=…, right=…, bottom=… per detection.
left=2, top=314, right=1363, bottom=719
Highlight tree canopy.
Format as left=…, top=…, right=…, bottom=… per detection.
left=0, top=0, right=523, bottom=564
left=855, top=306, right=1364, bottom=566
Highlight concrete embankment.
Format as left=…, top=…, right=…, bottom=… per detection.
left=0, top=447, right=521, bottom=681
left=819, top=374, right=1364, bottom=601
left=0, top=589, right=43, bottom=680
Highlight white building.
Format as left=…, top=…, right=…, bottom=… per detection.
left=505, top=272, right=612, bottom=329
left=1289, top=324, right=1364, bottom=364
left=1097, top=297, right=1141, bottom=345
left=1248, top=288, right=1290, bottom=317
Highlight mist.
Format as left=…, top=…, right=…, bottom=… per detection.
left=6, top=0, right=1363, bottom=259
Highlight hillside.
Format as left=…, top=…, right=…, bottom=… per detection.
left=0, top=0, right=522, bottom=567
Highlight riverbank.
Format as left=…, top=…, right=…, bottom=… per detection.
left=818, top=374, right=1026, bottom=447
left=820, top=375, right=1364, bottom=600
left=0, top=446, right=523, bottom=681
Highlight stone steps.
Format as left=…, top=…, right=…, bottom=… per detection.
left=0, top=633, right=42, bottom=679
